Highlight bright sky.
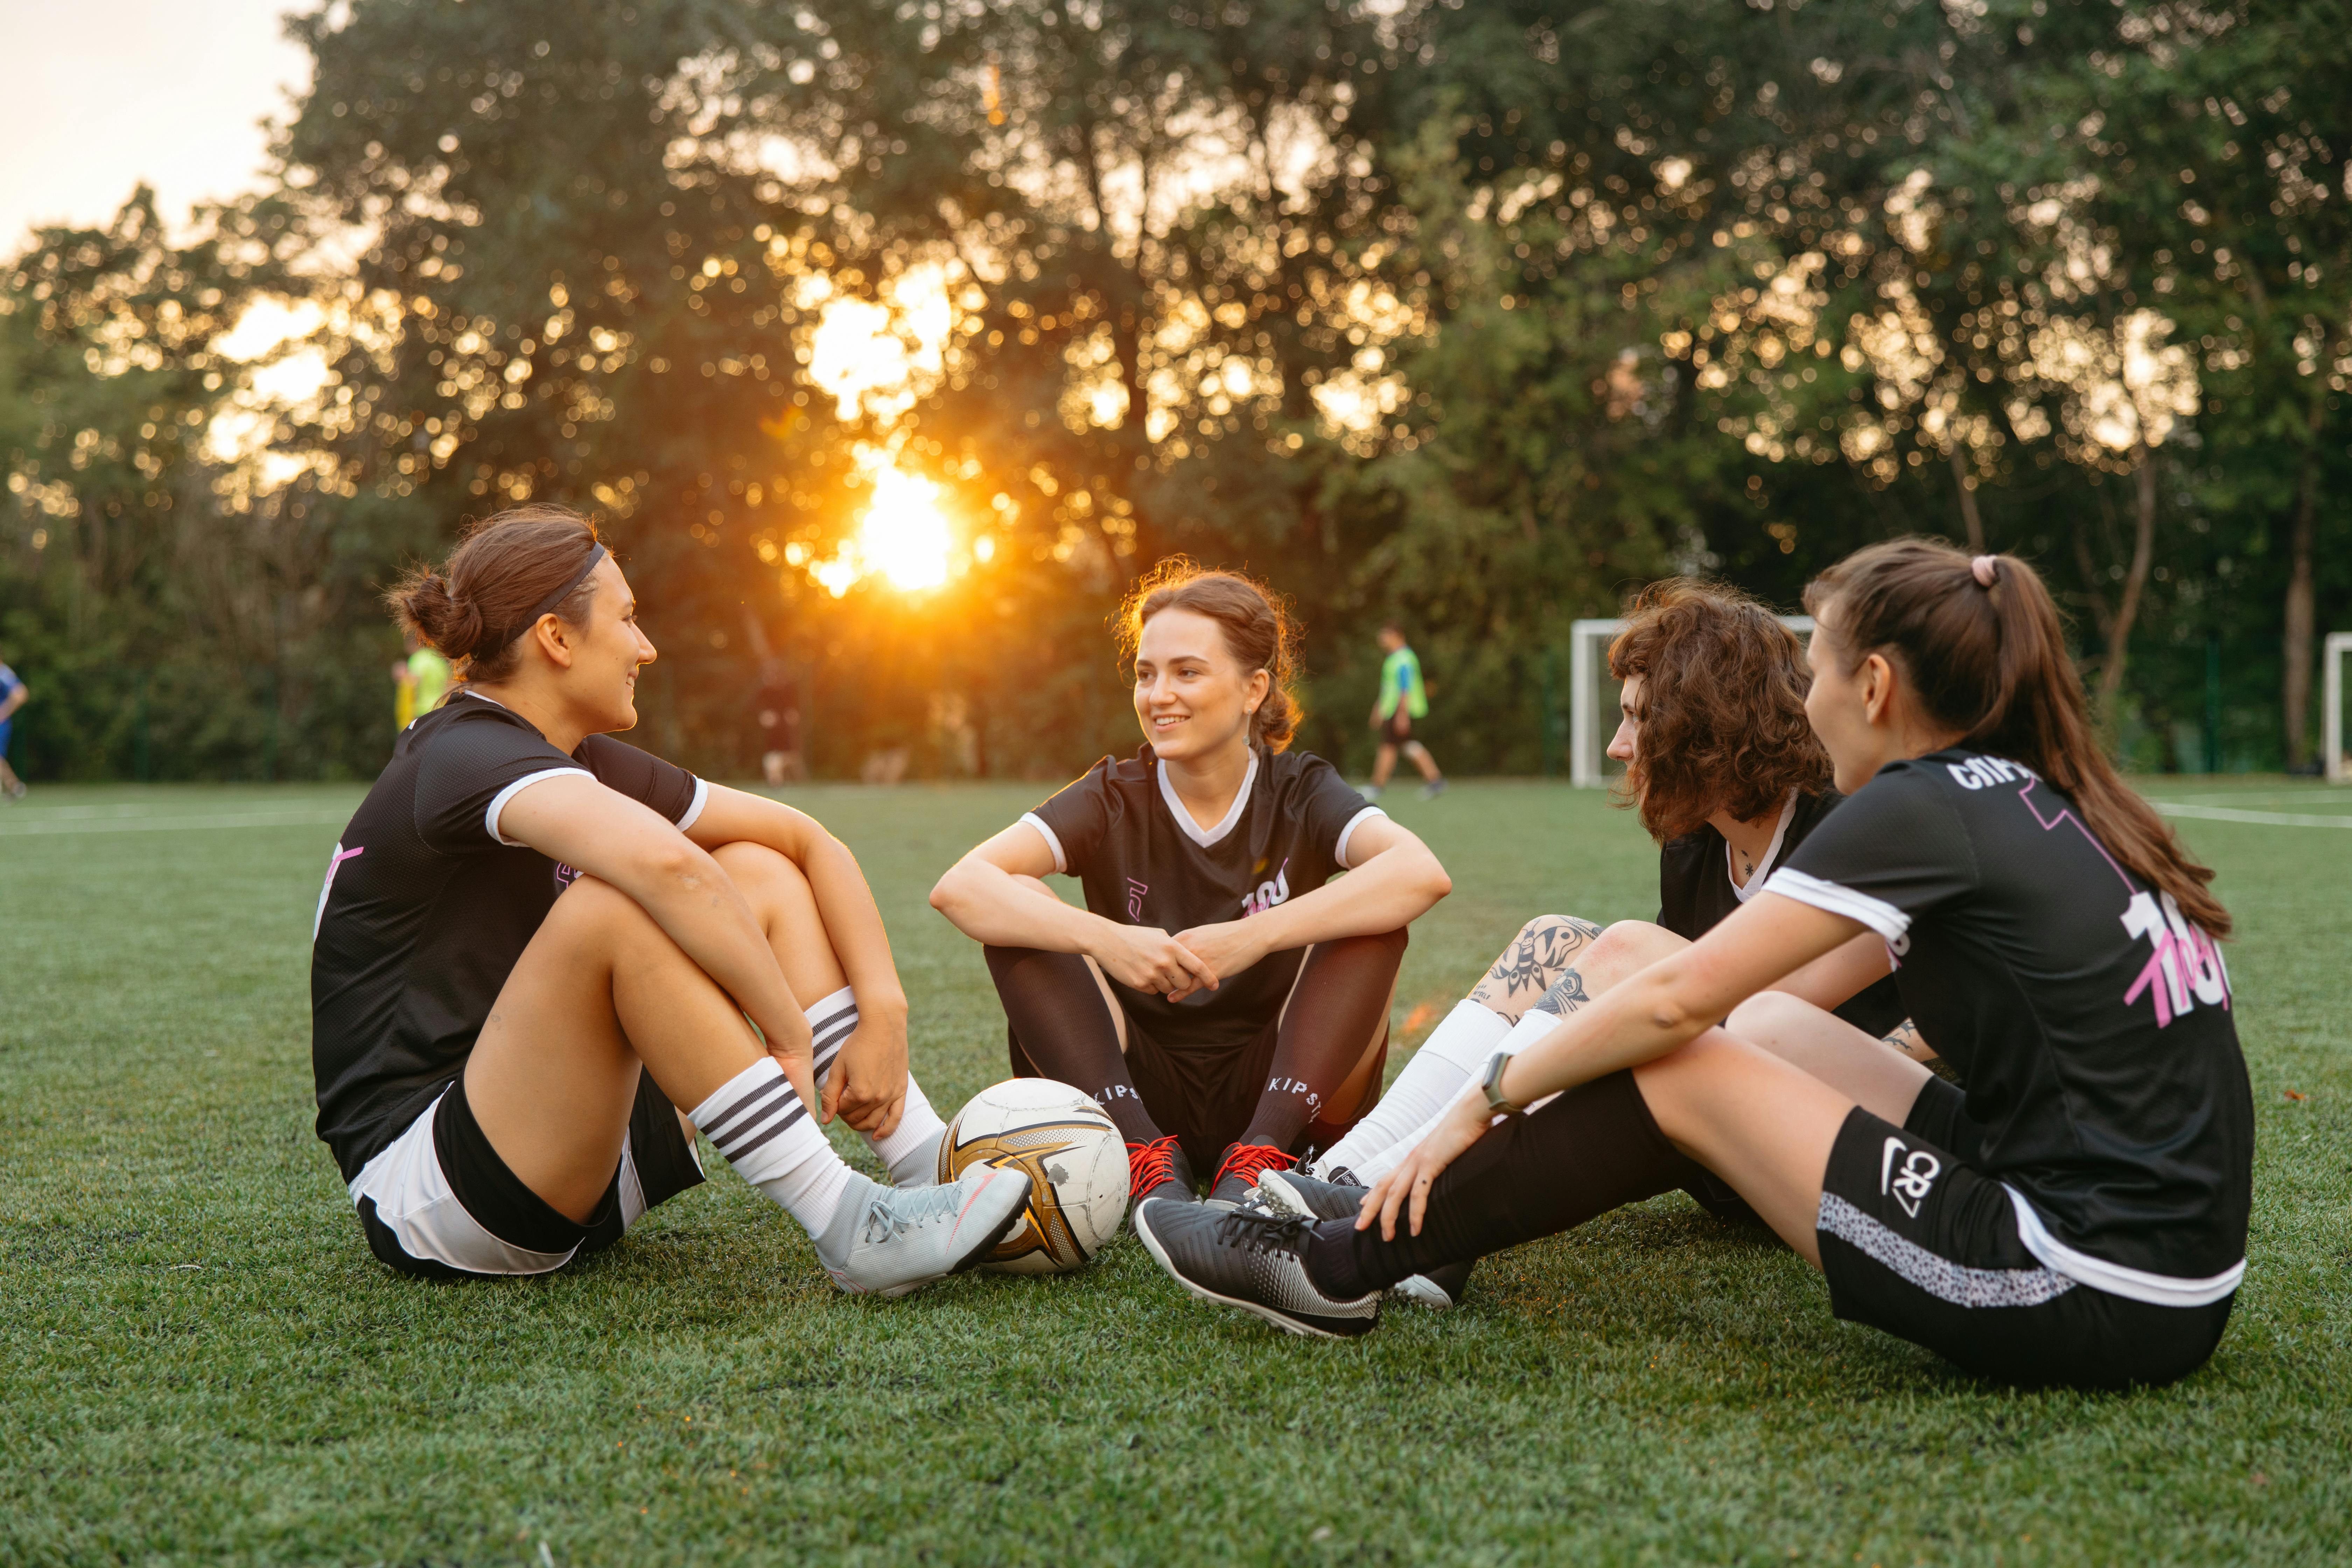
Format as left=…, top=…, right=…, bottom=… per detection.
left=0, top=0, right=309, bottom=252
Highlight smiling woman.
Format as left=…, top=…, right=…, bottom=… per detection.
left=307, top=502, right=1035, bottom=1297
left=928, top=558, right=1455, bottom=1211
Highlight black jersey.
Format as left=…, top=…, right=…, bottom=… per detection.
left=310, top=692, right=706, bottom=1181
left=1658, top=790, right=1906, bottom=1037
left=1024, top=745, right=1385, bottom=1052
left=1768, top=750, right=2251, bottom=1302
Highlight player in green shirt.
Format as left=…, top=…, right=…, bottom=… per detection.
left=393, top=630, right=454, bottom=730
left=1365, top=624, right=1445, bottom=801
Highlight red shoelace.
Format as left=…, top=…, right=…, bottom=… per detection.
left=1127, top=1135, right=1185, bottom=1198
left=1212, top=1142, right=1297, bottom=1194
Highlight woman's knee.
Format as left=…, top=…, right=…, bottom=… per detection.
left=1725, top=989, right=1817, bottom=1044
left=710, top=839, right=810, bottom=901
left=542, top=874, right=678, bottom=965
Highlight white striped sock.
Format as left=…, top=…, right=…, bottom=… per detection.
left=687, top=1057, right=852, bottom=1236
left=806, top=986, right=949, bottom=1187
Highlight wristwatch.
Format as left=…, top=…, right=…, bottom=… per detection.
left=1480, top=1051, right=1526, bottom=1117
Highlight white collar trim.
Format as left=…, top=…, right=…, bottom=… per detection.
left=1728, top=791, right=1798, bottom=903
left=1157, top=748, right=1258, bottom=849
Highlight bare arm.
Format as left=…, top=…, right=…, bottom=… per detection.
left=686, top=783, right=909, bottom=1133
left=929, top=822, right=1215, bottom=999
left=1768, top=929, right=1892, bottom=1012
left=499, top=775, right=819, bottom=1116
left=1170, top=815, right=1450, bottom=989
left=1365, top=892, right=1862, bottom=1237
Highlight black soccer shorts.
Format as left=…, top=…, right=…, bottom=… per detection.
left=355, top=1068, right=705, bottom=1281
left=1813, top=1081, right=2232, bottom=1389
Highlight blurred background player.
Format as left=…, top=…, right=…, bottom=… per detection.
left=754, top=657, right=806, bottom=785
left=0, top=654, right=26, bottom=799
left=392, top=628, right=453, bottom=732
left=1364, top=623, right=1443, bottom=801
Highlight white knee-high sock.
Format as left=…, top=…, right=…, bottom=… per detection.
left=807, top=986, right=949, bottom=1188
left=1352, top=1008, right=1568, bottom=1183
left=689, top=1057, right=855, bottom=1236
left=1310, top=1000, right=1512, bottom=1181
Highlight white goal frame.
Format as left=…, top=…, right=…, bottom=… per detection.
left=2325, top=631, right=2352, bottom=784
left=1569, top=615, right=1815, bottom=787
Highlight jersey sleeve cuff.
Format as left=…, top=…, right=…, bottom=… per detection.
left=485, top=767, right=594, bottom=846
left=1760, top=867, right=1910, bottom=941
left=1335, top=805, right=1387, bottom=870
left=675, top=776, right=710, bottom=832
left=1018, top=812, right=1068, bottom=876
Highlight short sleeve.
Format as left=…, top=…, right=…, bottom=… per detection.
left=1026, top=757, right=1116, bottom=876
left=1766, top=764, right=1978, bottom=941
left=412, top=711, right=589, bottom=854
left=577, top=733, right=706, bottom=829
left=1293, top=754, right=1386, bottom=870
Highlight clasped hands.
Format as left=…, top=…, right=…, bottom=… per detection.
left=1091, top=917, right=1273, bottom=1003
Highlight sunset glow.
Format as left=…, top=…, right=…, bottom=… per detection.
left=857, top=465, right=954, bottom=591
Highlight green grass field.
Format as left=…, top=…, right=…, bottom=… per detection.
left=4, top=778, right=2348, bottom=1565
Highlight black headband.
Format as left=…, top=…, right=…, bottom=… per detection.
left=494, top=542, right=606, bottom=649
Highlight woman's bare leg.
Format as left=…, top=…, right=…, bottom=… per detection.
left=1631, top=1030, right=1859, bottom=1267
left=1723, top=990, right=1932, bottom=1127
left=463, top=875, right=770, bottom=1222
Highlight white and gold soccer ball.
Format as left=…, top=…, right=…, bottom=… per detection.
left=936, top=1078, right=1129, bottom=1274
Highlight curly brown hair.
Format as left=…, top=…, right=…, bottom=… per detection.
left=1609, top=578, right=1830, bottom=841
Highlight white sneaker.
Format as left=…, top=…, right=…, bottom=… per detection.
left=813, top=1165, right=1032, bottom=1297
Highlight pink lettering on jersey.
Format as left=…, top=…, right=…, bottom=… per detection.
left=2121, top=890, right=2231, bottom=1027
left=1239, top=860, right=1292, bottom=918
left=1126, top=878, right=1148, bottom=920
left=312, top=844, right=364, bottom=939
left=2005, top=771, right=2228, bottom=1027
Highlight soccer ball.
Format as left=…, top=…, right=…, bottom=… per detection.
left=936, top=1078, right=1129, bottom=1274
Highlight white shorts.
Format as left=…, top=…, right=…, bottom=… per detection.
left=349, top=1073, right=704, bottom=1279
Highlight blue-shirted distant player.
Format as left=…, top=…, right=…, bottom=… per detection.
left=0, top=658, right=27, bottom=800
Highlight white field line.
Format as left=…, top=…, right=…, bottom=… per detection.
left=2150, top=802, right=2352, bottom=830
left=0, top=810, right=351, bottom=837
left=2161, top=789, right=2352, bottom=808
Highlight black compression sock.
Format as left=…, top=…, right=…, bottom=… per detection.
left=1303, top=1069, right=1703, bottom=1298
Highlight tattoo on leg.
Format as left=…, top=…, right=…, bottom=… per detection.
left=1468, top=915, right=1603, bottom=1022
left=1880, top=1018, right=1940, bottom=1067
left=1530, top=967, right=1592, bottom=1018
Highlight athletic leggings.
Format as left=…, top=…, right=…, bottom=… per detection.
left=1306, top=1068, right=1704, bottom=1298
left=984, top=931, right=1406, bottom=1172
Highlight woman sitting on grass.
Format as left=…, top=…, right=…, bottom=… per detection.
left=1265, top=578, right=1921, bottom=1309
left=311, top=504, right=1031, bottom=1292
left=929, top=560, right=1453, bottom=1209
left=1140, top=541, right=2252, bottom=1391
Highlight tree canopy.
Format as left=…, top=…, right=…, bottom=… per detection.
left=3, top=0, right=2345, bottom=782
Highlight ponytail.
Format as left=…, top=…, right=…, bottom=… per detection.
left=1806, top=539, right=2230, bottom=939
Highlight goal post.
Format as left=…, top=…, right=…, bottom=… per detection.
left=2325, top=631, right=2352, bottom=784
left=1569, top=614, right=1814, bottom=787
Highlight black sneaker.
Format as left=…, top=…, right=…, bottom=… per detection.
left=1132, top=1197, right=1380, bottom=1339
left=1127, top=1136, right=1199, bottom=1206
left=1255, top=1167, right=1368, bottom=1223
left=1205, top=1142, right=1297, bottom=1209
left=1258, top=1169, right=1474, bottom=1309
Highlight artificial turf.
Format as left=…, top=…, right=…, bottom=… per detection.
left=2, top=777, right=2347, bottom=1565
